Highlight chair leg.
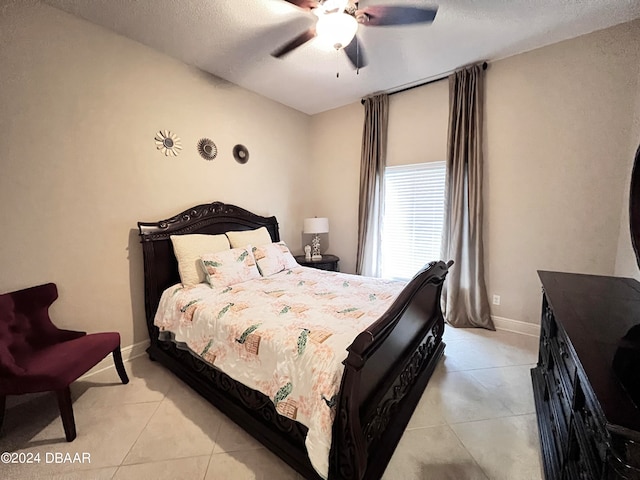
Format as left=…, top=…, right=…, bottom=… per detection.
left=56, top=387, right=76, bottom=442
left=0, top=395, right=6, bottom=433
left=112, top=346, right=129, bottom=384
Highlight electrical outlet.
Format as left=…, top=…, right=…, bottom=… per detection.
left=492, top=295, right=501, bottom=305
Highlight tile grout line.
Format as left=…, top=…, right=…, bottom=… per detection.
left=111, top=454, right=212, bottom=478
left=203, top=452, right=216, bottom=480
left=442, top=361, right=538, bottom=373
left=446, top=411, right=537, bottom=427
left=447, top=422, right=492, bottom=480
left=464, top=372, right=535, bottom=418
left=458, top=368, right=521, bottom=417
left=446, top=413, right=543, bottom=480
left=112, top=398, right=164, bottom=475
left=112, top=358, right=224, bottom=475
left=203, top=410, right=226, bottom=472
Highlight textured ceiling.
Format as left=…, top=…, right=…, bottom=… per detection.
left=42, top=0, right=640, bottom=114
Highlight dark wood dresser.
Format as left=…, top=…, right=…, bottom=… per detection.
left=532, top=271, right=640, bottom=479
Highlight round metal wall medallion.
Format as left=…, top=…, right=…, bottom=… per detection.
left=197, top=138, right=218, bottom=160
left=154, top=130, right=182, bottom=157
left=233, top=144, right=249, bottom=164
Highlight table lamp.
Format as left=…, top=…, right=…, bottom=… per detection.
left=303, top=217, right=329, bottom=260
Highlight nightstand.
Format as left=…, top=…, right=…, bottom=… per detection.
left=294, top=254, right=340, bottom=272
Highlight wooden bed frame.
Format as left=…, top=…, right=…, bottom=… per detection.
left=138, top=201, right=451, bottom=480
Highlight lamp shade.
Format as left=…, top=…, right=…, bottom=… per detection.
left=303, top=217, right=329, bottom=234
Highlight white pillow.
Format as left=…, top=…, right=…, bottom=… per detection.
left=200, top=247, right=261, bottom=289
left=170, top=234, right=230, bottom=286
left=252, top=242, right=299, bottom=277
left=226, top=227, right=272, bottom=249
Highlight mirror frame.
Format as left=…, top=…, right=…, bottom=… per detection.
left=630, top=142, right=640, bottom=270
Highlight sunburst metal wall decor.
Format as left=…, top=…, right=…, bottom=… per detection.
left=197, top=138, right=218, bottom=161
left=154, top=130, right=182, bottom=157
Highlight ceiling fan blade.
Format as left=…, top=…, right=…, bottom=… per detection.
left=271, top=28, right=317, bottom=58
left=283, top=0, right=320, bottom=11
left=357, top=6, right=438, bottom=26
left=344, top=34, right=368, bottom=69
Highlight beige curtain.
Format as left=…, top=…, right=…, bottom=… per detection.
left=356, top=94, right=389, bottom=276
left=441, top=65, right=494, bottom=329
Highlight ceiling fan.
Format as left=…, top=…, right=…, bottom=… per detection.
left=272, top=0, right=438, bottom=70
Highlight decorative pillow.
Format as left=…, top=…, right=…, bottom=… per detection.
left=200, top=247, right=261, bottom=288
left=170, top=234, right=230, bottom=286
left=226, top=227, right=272, bottom=249
left=252, top=242, right=299, bottom=277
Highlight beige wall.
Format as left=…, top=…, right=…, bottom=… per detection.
left=0, top=2, right=311, bottom=347
left=485, top=19, right=640, bottom=323
left=308, top=103, right=362, bottom=274
left=387, top=80, right=449, bottom=167
left=311, top=19, right=640, bottom=326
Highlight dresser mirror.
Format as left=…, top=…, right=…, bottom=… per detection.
left=630, top=142, right=640, bottom=270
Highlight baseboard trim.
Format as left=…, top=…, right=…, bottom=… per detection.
left=492, top=315, right=540, bottom=337
left=80, top=340, right=150, bottom=379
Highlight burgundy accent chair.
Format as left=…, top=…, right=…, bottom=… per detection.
left=0, top=283, right=129, bottom=441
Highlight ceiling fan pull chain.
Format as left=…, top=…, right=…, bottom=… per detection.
left=336, top=48, right=340, bottom=78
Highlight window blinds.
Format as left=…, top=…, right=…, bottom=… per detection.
left=381, top=161, right=446, bottom=281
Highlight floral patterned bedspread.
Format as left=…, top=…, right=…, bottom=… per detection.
left=154, top=266, right=405, bottom=478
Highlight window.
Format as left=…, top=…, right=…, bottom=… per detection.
left=381, top=162, right=446, bottom=281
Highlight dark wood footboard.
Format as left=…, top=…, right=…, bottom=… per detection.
left=138, top=202, right=450, bottom=480
left=331, top=260, right=449, bottom=480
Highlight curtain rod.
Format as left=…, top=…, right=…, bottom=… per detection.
left=361, top=61, right=488, bottom=104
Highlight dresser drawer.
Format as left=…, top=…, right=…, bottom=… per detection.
left=541, top=296, right=576, bottom=383
left=549, top=319, right=577, bottom=382
left=539, top=300, right=557, bottom=371
left=542, top=301, right=557, bottom=339
left=532, top=367, right=563, bottom=479
left=574, top=377, right=609, bottom=467
left=541, top=367, right=569, bottom=459
left=539, top=336, right=551, bottom=370
left=564, top=461, right=586, bottom=480
left=572, top=414, right=604, bottom=479
left=549, top=338, right=575, bottom=415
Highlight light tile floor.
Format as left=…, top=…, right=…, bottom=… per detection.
left=0, top=327, right=542, bottom=480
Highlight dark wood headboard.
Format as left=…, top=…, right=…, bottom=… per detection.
left=137, top=201, right=280, bottom=340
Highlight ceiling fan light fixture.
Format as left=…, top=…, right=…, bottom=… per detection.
left=315, top=12, right=358, bottom=51
left=317, top=0, right=349, bottom=14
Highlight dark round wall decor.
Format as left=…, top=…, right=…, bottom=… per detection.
left=233, top=144, right=249, bottom=164
left=197, top=138, right=218, bottom=161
